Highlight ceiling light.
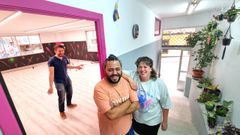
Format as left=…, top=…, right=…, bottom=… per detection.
left=25, top=20, right=87, bottom=33
left=0, top=11, right=22, bottom=26
left=187, top=0, right=200, bottom=15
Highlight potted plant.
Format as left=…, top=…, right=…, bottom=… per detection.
left=205, top=101, right=215, bottom=111
left=197, top=76, right=213, bottom=88
left=213, top=13, right=224, bottom=21
left=215, top=100, right=233, bottom=125
left=207, top=112, right=216, bottom=128
left=189, top=20, right=222, bottom=78
left=221, top=24, right=233, bottom=59
left=216, top=122, right=240, bottom=135
left=197, top=92, right=220, bottom=103
left=205, top=85, right=221, bottom=98
left=224, top=5, right=240, bottom=23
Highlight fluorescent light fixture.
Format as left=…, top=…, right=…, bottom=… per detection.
left=0, top=11, right=22, bottom=26
left=187, top=0, right=200, bottom=15
left=25, top=20, right=87, bottom=33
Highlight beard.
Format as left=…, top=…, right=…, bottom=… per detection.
left=56, top=53, right=64, bottom=57
left=106, top=72, right=122, bottom=84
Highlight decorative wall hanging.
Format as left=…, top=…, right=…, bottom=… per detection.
left=113, top=0, right=120, bottom=22
left=132, top=24, right=139, bottom=39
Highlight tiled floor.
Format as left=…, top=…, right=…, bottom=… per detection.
left=159, top=56, right=198, bottom=135
left=2, top=59, right=198, bottom=135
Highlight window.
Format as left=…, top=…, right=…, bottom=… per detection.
left=162, top=28, right=196, bottom=46
left=86, top=31, right=97, bottom=52
left=0, top=35, right=43, bottom=59
left=154, top=18, right=161, bottom=36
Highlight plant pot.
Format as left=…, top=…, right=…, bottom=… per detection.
left=218, top=14, right=224, bottom=21
left=222, top=38, right=231, bottom=46
left=207, top=116, right=216, bottom=128
left=192, top=69, right=204, bottom=79
left=216, top=105, right=229, bottom=117
left=205, top=103, right=215, bottom=111
left=202, top=87, right=209, bottom=93
left=208, top=89, right=221, bottom=97
left=227, top=15, right=237, bottom=23
left=217, top=115, right=225, bottom=125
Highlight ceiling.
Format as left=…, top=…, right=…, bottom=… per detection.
left=0, top=0, right=237, bottom=36
left=138, top=0, right=235, bottom=18
left=0, top=10, right=95, bottom=36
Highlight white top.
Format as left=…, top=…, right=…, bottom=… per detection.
left=124, top=71, right=172, bottom=126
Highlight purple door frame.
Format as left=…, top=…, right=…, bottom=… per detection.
left=0, top=1, right=106, bottom=134
left=0, top=0, right=106, bottom=78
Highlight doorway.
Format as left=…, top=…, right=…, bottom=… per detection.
left=160, top=47, right=191, bottom=92
left=0, top=1, right=106, bottom=135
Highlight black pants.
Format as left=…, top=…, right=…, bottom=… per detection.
left=132, top=119, right=160, bottom=135
left=55, top=78, right=73, bottom=112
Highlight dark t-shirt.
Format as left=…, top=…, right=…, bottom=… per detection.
left=48, top=55, right=69, bottom=83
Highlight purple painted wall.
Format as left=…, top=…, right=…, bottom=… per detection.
left=0, top=84, right=22, bottom=135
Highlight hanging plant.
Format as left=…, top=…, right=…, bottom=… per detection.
left=221, top=24, right=233, bottom=60
left=213, top=14, right=224, bottom=21
left=223, top=0, right=240, bottom=23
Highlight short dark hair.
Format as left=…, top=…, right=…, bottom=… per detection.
left=103, top=54, right=122, bottom=69
left=54, top=44, right=65, bottom=51
left=135, top=56, right=157, bottom=80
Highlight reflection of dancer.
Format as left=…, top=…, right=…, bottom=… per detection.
left=47, top=43, right=84, bottom=119
left=125, top=56, right=172, bottom=135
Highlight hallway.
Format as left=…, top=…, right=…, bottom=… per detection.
left=158, top=87, right=198, bottom=135
left=159, top=56, right=198, bottom=135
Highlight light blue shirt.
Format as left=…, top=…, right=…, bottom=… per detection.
left=124, top=71, right=172, bottom=126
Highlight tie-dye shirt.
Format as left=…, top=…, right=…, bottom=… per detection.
left=125, top=71, right=172, bottom=126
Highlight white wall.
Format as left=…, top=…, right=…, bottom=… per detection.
left=48, top=0, right=160, bottom=56
left=40, top=30, right=86, bottom=43
left=210, top=2, right=240, bottom=128
left=162, top=11, right=218, bottom=30
left=163, top=7, right=240, bottom=128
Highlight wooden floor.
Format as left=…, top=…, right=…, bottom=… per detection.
left=2, top=60, right=101, bottom=135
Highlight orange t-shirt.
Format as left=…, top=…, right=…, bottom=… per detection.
left=93, top=77, right=138, bottom=135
